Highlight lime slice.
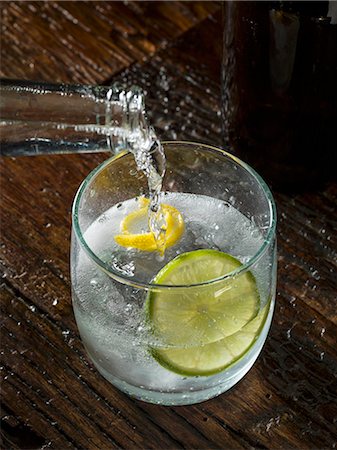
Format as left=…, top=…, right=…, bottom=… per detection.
left=147, top=249, right=263, bottom=375
left=151, top=303, right=269, bottom=376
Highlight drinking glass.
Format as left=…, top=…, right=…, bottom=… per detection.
left=71, top=142, right=277, bottom=405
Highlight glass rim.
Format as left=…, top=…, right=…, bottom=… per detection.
left=72, top=141, right=277, bottom=289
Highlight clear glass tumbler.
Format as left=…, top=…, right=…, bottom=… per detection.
left=71, top=142, right=277, bottom=406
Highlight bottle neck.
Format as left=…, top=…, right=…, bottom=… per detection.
left=0, top=80, right=147, bottom=156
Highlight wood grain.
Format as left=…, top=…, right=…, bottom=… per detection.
left=0, top=1, right=220, bottom=84
left=1, top=2, right=337, bottom=449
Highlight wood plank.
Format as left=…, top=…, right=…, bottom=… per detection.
left=1, top=284, right=187, bottom=449
left=276, top=186, right=337, bottom=324
left=0, top=1, right=220, bottom=83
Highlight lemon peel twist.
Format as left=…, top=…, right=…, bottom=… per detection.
left=114, top=197, right=184, bottom=252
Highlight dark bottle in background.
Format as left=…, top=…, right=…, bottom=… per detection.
left=222, top=1, right=337, bottom=190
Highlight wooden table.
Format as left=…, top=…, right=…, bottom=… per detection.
left=1, top=2, right=336, bottom=449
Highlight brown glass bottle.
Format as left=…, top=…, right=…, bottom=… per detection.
left=222, top=1, right=337, bottom=190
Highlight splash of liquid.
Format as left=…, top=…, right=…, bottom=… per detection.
left=110, top=88, right=167, bottom=254
left=131, top=129, right=167, bottom=255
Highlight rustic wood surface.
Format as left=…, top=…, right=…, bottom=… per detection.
left=1, top=2, right=336, bottom=449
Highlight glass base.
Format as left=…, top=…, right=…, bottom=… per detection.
left=85, top=302, right=274, bottom=406
left=92, top=349, right=260, bottom=405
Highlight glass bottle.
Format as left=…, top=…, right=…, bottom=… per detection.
left=222, top=1, right=337, bottom=190
left=0, top=79, right=159, bottom=162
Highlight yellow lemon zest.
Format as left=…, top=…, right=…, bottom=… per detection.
left=115, top=197, right=184, bottom=252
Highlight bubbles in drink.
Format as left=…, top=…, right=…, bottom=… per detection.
left=72, top=192, right=271, bottom=393
left=80, top=191, right=265, bottom=285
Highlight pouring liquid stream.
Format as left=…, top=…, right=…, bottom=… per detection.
left=124, top=124, right=167, bottom=256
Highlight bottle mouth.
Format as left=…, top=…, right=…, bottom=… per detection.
left=72, top=141, right=277, bottom=290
